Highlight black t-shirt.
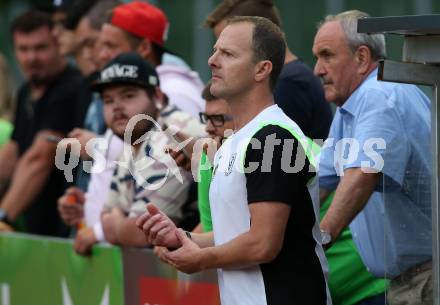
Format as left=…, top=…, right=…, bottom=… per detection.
left=274, top=60, right=333, bottom=142
left=11, top=64, right=85, bottom=237
left=12, top=65, right=87, bottom=153
left=244, top=125, right=327, bottom=305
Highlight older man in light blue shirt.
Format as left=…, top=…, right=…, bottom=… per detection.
left=319, top=68, right=432, bottom=277
left=313, top=10, right=432, bottom=305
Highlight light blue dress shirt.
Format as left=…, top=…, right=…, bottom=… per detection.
left=319, top=68, right=432, bottom=278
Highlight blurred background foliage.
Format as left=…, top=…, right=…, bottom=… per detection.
left=0, top=0, right=439, bottom=88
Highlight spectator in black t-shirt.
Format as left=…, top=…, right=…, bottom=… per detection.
left=0, top=10, right=84, bottom=237
left=204, top=0, right=333, bottom=142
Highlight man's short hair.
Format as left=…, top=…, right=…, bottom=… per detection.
left=204, top=0, right=281, bottom=29
left=319, top=10, right=387, bottom=61
left=10, top=10, right=53, bottom=35
left=87, top=0, right=121, bottom=30
left=63, top=0, right=99, bottom=30
left=228, top=16, right=286, bottom=91
left=113, top=29, right=164, bottom=65
left=202, top=81, right=219, bottom=102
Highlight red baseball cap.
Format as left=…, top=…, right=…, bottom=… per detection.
left=111, top=1, right=169, bottom=48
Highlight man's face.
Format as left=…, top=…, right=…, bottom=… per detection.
left=74, top=17, right=100, bottom=76
left=312, top=21, right=360, bottom=106
left=97, top=24, right=133, bottom=69
left=102, top=85, right=158, bottom=142
left=204, top=99, right=233, bottom=140
left=52, top=11, right=76, bottom=56
left=208, top=22, right=256, bottom=100
left=13, top=26, right=62, bottom=85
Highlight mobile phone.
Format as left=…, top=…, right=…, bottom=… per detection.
left=162, top=123, right=191, bottom=158
left=45, top=134, right=63, bottom=143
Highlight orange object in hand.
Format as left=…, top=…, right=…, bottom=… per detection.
left=66, top=194, right=77, bottom=205
left=66, top=193, right=85, bottom=230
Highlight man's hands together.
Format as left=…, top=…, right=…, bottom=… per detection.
left=136, top=203, right=180, bottom=248
left=136, top=203, right=205, bottom=274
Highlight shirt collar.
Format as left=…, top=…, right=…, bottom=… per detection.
left=340, top=68, right=378, bottom=115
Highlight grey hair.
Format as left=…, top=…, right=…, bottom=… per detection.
left=319, top=10, right=387, bottom=60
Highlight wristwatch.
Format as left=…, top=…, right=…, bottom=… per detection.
left=0, top=208, right=12, bottom=225
left=320, top=229, right=332, bottom=247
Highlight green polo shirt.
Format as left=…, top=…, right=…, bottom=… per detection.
left=320, top=194, right=388, bottom=305
left=0, top=119, right=12, bottom=147
left=197, top=151, right=213, bottom=232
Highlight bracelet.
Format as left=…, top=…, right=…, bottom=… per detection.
left=185, top=231, right=192, bottom=240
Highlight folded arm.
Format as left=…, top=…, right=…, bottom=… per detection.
left=1, top=131, right=61, bottom=220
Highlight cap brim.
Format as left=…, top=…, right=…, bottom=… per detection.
left=90, top=78, right=156, bottom=93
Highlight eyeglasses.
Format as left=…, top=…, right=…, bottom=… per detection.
left=199, top=112, right=233, bottom=127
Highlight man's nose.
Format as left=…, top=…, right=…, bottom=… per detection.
left=110, top=97, right=125, bottom=111
left=205, top=120, right=216, bottom=134
left=97, top=47, right=111, bottom=68
left=208, top=51, right=219, bottom=69
left=313, top=59, right=325, bottom=76
left=25, top=49, right=38, bottom=63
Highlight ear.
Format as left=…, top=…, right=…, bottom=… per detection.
left=153, top=87, right=166, bottom=109
left=254, top=60, right=273, bottom=84
left=355, top=45, right=373, bottom=75
left=154, top=87, right=164, bottom=101
left=137, top=38, right=153, bottom=58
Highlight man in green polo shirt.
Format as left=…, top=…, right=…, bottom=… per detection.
left=196, top=83, right=234, bottom=233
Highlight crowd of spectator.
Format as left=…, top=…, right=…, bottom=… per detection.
left=0, top=0, right=433, bottom=304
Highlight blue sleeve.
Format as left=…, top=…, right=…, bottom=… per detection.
left=343, top=89, right=409, bottom=187
left=318, top=112, right=341, bottom=191
left=318, top=147, right=340, bottom=191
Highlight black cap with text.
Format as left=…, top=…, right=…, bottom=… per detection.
left=91, top=52, right=160, bottom=92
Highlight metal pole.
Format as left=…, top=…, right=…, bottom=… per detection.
left=433, top=84, right=440, bottom=305
left=378, top=59, right=440, bottom=304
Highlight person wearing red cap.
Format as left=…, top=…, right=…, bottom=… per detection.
left=97, top=1, right=205, bottom=118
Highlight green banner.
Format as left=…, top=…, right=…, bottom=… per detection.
left=0, top=233, right=124, bottom=305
